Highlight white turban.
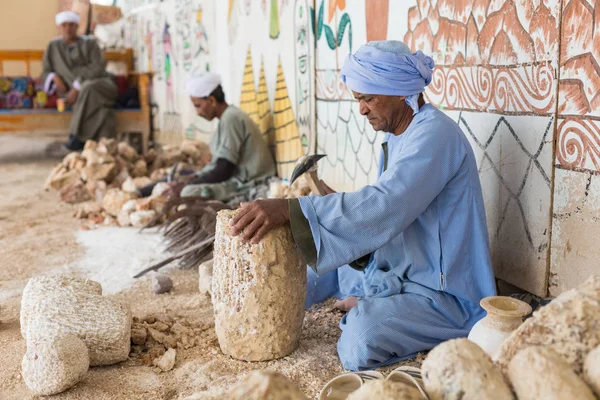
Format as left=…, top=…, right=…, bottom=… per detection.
left=55, top=11, right=80, bottom=26
left=184, top=72, right=222, bottom=98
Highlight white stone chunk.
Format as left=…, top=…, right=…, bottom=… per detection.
left=198, top=259, right=213, bottom=295
left=22, top=334, right=89, bottom=396
left=21, top=276, right=102, bottom=339
left=153, top=348, right=176, bottom=372
left=130, top=210, right=157, bottom=228
left=422, top=339, right=513, bottom=400
left=496, top=275, right=600, bottom=375
left=22, top=275, right=131, bottom=366
left=508, top=347, right=595, bottom=400
left=212, top=210, right=306, bottom=361
left=584, top=346, right=600, bottom=396
left=103, top=188, right=138, bottom=217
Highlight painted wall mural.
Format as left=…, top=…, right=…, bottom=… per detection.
left=556, top=0, right=600, bottom=174
left=222, top=0, right=315, bottom=179
left=404, top=0, right=560, bottom=115
left=399, top=0, right=561, bottom=296
left=121, top=0, right=214, bottom=143
left=315, top=0, right=383, bottom=192
left=294, top=0, right=315, bottom=154
left=550, top=0, right=600, bottom=296
left=116, top=0, right=600, bottom=296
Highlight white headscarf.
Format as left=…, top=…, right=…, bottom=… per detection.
left=184, top=72, right=222, bottom=98
left=55, top=11, right=81, bottom=26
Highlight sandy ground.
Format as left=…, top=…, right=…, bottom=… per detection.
left=0, top=136, right=418, bottom=399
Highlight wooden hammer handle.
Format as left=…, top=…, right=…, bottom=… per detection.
left=305, top=170, right=327, bottom=196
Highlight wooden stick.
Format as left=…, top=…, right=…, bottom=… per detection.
left=306, top=170, right=327, bottom=196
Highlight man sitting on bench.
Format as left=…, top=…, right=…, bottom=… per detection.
left=44, top=11, right=118, bottom=153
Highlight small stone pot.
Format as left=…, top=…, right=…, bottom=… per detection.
left=468, top=296, right=532, bottom=359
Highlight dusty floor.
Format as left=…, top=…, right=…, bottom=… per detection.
left=0, top=138, right=418, bottom=399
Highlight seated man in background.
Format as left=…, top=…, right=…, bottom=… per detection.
left=44, top=11, right=118, bottom=153
left=141, top=72, right=276, bottom=202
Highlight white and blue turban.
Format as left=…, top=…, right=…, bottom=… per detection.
left=340, top=40, right=435, bottom=115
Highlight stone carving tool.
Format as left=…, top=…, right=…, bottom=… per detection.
left=289, top=154, right=327, bottom=196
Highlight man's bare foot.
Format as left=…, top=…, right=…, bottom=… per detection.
left=334, top=297, right=359, bottom=312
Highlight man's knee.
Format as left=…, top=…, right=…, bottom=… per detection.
left=80, top=79, right=101, bottom=95
left=336, top=296, right=433, bottom=371
left=337, top=332, right=371, bottom=371
left=337, top=311, right=390, bottom=371
left=181, top=183, right=214, bottom=198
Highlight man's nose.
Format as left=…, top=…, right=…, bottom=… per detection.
left=359, top=101, right=369, bottom=116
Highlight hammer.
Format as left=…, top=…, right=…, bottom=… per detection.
left=289, top=154, right=327, bottom=196
left=167, top=162, right=179, bottom=183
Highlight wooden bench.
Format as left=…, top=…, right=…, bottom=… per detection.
left=0, top=48, right=152, bottom=153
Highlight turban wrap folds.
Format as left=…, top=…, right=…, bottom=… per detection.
left=340, top=40, right=435, bottom=115
left=184, top=72, right=222, bottom=98
left=55, top=11, right=80, bottom=26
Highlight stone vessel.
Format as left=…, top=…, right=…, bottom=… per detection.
left=212, top=210, right=306, bottom=361
left=468, top=296, right=531, bottom=358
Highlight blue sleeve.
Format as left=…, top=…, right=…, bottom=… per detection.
left=298, top=123, right=467, bottom=275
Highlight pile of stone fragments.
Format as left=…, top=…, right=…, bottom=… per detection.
left=44, top=138, right=211, bottom=228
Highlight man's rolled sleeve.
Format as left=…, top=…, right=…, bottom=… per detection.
left=44, top=73, right=56, bottom=94
left=289, top=198, right=318, bottom=270
left=214, top=118, right=245, bottom=165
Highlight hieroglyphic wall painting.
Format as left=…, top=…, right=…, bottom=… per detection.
left=175, top=0, right=210, bottom=73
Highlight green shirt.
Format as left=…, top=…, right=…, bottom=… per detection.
left=208, top=105, right=276, bottom=183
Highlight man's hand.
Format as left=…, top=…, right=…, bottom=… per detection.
left=164, top=182, right=186, bottom=198
left=66, top=88, right=79, bottom=107
left=320, top=180, right=336, bottom=195
left=334, top=297, right=359, bottom=312
left=53, top=75, right=68, bottom=95
left=231, top=199, right=290, bottom=244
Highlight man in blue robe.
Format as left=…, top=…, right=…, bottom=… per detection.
left=229, top=40, right=496, bottom=371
